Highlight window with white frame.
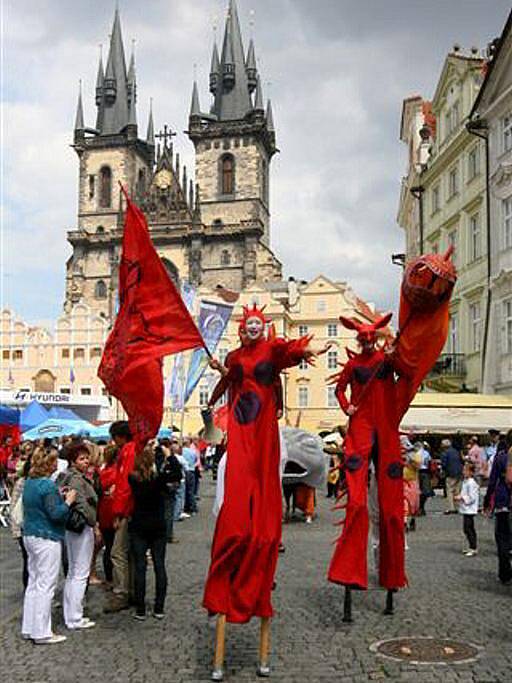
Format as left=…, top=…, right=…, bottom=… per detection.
left=317, top=299, right=327, bottom=313
left=327, top=323, right=338, bottom=337
left=448, top=166, right=459, bottom=198
left=199, top=384, right=209, bottom=406
left=431, top=185, right=440, bottom=214
left=469, top=213, right=481, bottom=261
left=327, top=350, right=338, bottom=370
left=449, top=313, right=458, bottom=353
left=469, top=302, right=481, bottom=352
left=468, top=145, right=480, bottom=180
left=502, top=112, right=512, bottom=152
left=80, top=387, right=92, bottom=396
left=60, top=387, right=71, bottom=395
left=327, top=385, right=338, bottom=408
left=298, top=358, right=309, bottom=370
left=504, top=299, right=512, bottom=354
left=298, top=324, right=308, bottom=336
left=503, top=196, right=512, bottom=249
left=298, top=386, right=309, bottom=408
left=448, top=229, right=458, bottom=265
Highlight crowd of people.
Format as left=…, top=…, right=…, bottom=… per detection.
left=0, top=422, right=511, bottom=644
left=0, top=423, right=204, bottom=643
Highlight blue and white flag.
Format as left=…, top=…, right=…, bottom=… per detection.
left=183, top=300, right=233, bottom=404
left=167, top=281, right=196, bottom=410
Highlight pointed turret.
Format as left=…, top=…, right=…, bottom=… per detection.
left=212, top=0, right=252, bottom=120
left=266, top=99, right=275, bottom=133
left=101, top=8, right=130, bottom=135
left=74, top=82, right=85, bottom=131
left=209, top=41, right=220, bottom=95
left=190, top=81, right=201, bottom=117
left=246, top=39, right=257, bottom=93
left=146, top=100, right=154, bottom=145
left=127, top=49, right=137, bottom=111
left=254, top=76, right=264, bottom=112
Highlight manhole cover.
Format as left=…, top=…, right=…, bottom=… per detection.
left=370, top=637, right=481, bottom=664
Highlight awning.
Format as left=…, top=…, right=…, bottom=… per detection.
left=400, top=393, right=512, bottom=434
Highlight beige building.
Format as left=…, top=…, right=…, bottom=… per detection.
left=398, top=48, right=488, bottom=392
left=469, top=12, right=512, bottom=394
left=1, top=2, right=385, bottom=433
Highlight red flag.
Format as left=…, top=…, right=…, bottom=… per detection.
left=98, top=190, right=204, bottom=448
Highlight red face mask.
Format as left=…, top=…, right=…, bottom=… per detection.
left=339, top=313, right=393, bottom=351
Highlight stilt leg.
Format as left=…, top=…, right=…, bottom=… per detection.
left=383, top=589, right=395, bottom=616
left=342, top=586, right=353, bottom=624
left=257, top=617, right=271, bottom=677
left=212, top=614, right=226, bottom=681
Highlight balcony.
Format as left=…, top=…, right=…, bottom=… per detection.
left=428, top=353, right=467, bottom=378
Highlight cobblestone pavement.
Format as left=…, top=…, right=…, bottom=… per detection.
left=1, top=481, right=511, bottom=683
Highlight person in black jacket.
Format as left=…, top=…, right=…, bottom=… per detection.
left=128, top=442, right=182, bottom=620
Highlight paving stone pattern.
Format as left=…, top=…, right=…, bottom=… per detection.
left=0, top=483, right=511, bottom=683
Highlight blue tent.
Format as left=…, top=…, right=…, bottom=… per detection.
left=81, top=423, right=173, bottom=442
left=20, top=400, right=49, bottom=432
left=47, top=406, right=82, bottom=421
left=0, top=404, right=20, bottom=426
left=23, top=418, right=94, bottom=441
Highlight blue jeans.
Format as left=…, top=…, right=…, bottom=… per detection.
left=130, top=530, right=167, bottom=615
left=164, top=490, right=176, bottom=540
left=173, top=482, right=185, bottom=521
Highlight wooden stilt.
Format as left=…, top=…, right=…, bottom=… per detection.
left=342, top=586, right=353, bottom=623
left=211, top=614, right=226, bottom=681
left=383, top=589, right=395, bottom=616
left=257, top=617, right=271, bottom=677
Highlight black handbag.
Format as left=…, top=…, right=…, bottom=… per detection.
left=66, top=507, right=86, bottom=534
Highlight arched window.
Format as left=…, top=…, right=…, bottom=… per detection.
left=161, top=258, right=180, bottom=287
left=213, top=219, right=223, bottom=229
left=96, top=225, right=105, bottom=234
left=95, top=280, right=107, bottom=299
left=221, top=250, right=231, bottom=266
left=99, top=166, right=112, bottom=208
left=221, top=155, right=234, bottom=195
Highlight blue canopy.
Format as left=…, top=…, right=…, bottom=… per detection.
left=47, top=406, right=82, bottom=421
left=22, top=418, right=94, bottom=441
left=0, top=404, right=20, bottom=426
left=20, top=400, right=49, bottom=432
left=80, top=423, right=173, bottom=442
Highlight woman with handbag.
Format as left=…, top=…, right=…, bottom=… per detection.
left=58, top=442, right=98, bottom=629
left=21, top=447, right=76, bottom=644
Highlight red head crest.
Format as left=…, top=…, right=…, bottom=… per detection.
left=239, top=303, right=270, bottom=330
left=339, top=312, right=392, bottom=346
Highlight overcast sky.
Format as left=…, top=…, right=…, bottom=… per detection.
left=2, top=0, right=511, bottom=325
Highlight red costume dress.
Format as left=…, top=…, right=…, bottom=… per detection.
left=203, top=316, right=309, bottom=623
left=328, top=341, right=408, bottom=590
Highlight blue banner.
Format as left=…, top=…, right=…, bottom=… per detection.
left=184, top=300, right=233, bottom=404
left=166, top=281, right=196, bottom=411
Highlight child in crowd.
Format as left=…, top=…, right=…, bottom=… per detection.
left=455, top=461, right=479, bottom=556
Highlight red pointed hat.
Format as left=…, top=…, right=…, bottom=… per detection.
left=339, top=312, right=392, bottom=342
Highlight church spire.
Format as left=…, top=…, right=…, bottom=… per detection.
left=246, top=38, right=257, bottom=94
left=209, top=41, right=220, bottom=95
left=190, top=80, right=201, bottom=117
left=213, top=0, right=252, bottom=120
left=74, top=81, right=85, bottom=131
left=266, top=99, right=275, bottom=133
left=101, top=7, right=130, bottom=135
left=254, top=75, right=264, bottom=112
left=146, top=99, right=154, bottom=145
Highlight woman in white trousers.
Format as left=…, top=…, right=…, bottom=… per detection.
left=58, top=443, right=99, bottom=630
left=21, top=448, right=76, bottom=644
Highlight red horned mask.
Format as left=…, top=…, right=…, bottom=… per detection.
left=238, top=304, right=270, bottom=342
left=339, top=312, right=393, bottom=348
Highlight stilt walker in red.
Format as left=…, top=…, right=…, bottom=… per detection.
left=327, top=248, right=457, bottom=622
left=204, top=304, right=327, bottom=680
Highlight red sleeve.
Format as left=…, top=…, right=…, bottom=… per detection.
left=272, top=336, right=311, bottom=371
left=112, top=442, right=136, bottom=518
left=335, top=361, right=353, bottom=415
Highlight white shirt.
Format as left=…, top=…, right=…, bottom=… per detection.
left=458, top=478, right=479, bottom=515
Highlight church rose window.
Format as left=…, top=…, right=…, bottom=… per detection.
left=99, top=166, right=112, bottom=208
left=221, top=155, right=235, bottom=195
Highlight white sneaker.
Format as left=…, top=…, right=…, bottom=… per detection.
left=464, top=550, right=478, bottom=557
left=68, top=618, right=96, bottom=630
left=34, top=634, right=67, bottom=644
left=305, top=516, right=312, bottom=524
left=179, top=513, right=191, bottom=520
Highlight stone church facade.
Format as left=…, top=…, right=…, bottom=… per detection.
left=67, top=2, right=281, bottom=322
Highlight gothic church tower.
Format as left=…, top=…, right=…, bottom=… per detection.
left=67, top=9, right=154, bottom=318
left=188, top=0, right=281, bottom=289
